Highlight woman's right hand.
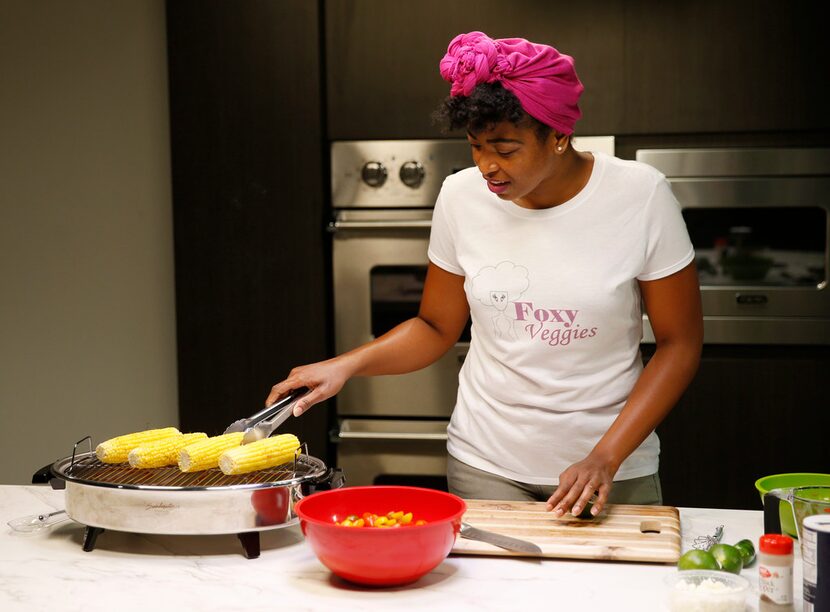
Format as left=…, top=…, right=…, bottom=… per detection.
left=265, top=357, right=353, bottom=417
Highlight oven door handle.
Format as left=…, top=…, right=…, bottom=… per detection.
left=328, top=219, right=432, bottom=232
left=336, top=419, right=448, bottom=441
left=337, top=431, right=448, bottom=441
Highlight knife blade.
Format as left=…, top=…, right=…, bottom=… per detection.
left=460, top=522, right=542, bottom=555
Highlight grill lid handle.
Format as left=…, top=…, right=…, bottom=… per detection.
left=31, top=462, right=64, bottom=489
left=300, top=467, right=345, bottom=498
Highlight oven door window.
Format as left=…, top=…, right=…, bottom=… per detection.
left=683, top=206, right=826, bottom=286
left=370, top=265, right=472, bottom=341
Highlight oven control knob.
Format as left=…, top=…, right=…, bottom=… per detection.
left=399, top=161, right=425, bottom=188
left=361, top=161, right=387, bottom=187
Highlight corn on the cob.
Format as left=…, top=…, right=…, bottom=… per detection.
left=218, top=433, right=301, bottom=475
left=95, top=427, right=181, bottom=464
left=177, top=432, right=244, bottom=472
left=128, top=432, right=208, bottom=469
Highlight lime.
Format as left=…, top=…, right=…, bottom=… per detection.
left=677, top=549, right=720, bottom=571
left=733, top=539, right=756, bottom=566
left=709, top=543, right=744, bottom=574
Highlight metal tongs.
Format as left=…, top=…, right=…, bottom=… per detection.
left=224, top=387, right=310, bottom=444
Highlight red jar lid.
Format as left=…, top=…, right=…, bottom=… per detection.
left=759, top=533, right=794, bottom=555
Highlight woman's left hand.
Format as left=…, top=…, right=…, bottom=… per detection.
left=545, top=454, right=617, bottom=518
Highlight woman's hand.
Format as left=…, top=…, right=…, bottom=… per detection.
left=265, top=357, right=352, bottom=416
left=546, top=263, right=703, bottom=518
left=545, top=453, right=617, bottom=518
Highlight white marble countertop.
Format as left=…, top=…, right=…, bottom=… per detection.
left=0, top=485, right=804, bottom=611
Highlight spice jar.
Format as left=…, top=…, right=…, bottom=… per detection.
left=758, top=533, right=794, bottom=611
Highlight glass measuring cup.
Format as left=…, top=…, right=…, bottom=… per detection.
left=764, top=486, right=830, bottom=539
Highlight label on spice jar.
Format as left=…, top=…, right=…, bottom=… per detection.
left=759, top=562, right=793, bottom=604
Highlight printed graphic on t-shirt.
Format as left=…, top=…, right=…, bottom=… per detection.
left=469, top=262, right=598, bottom=347
left=515, top=299, right=598, bottom=347
left=468, top=261, right=529, bottom=340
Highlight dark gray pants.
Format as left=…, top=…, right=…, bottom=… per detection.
left=447, top=454, right=663, bottom=505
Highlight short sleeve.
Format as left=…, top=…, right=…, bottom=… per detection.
left=637, top=178, right=695, bottom=281
left=427, top=188, right=464, bottom=275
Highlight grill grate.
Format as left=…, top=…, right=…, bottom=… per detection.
left=60, top=454, right=318, bottom=489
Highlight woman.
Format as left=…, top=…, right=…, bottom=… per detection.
left=267, top=32, right=702, bottom=518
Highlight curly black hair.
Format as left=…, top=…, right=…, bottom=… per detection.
left=434, top=81, right=554, bottom=142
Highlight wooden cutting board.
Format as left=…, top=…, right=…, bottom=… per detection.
left=451, top=500, right=681, bottom=563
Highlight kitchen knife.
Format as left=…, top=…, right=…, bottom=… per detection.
left=460, top=522, right=542, bottom=555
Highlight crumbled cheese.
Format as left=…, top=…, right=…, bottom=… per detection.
left=676, top=578, right=740, bottom=593
left=670, top=577, right=746, bottom=612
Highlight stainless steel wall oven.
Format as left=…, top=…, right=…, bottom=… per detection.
left=329, top=140, right=470, bottom=488
left=636, top=148, right=830, bottom=345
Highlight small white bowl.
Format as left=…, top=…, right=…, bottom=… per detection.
left=664, top=570, right=750, bottom=611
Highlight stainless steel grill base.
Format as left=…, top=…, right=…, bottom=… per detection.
left=35, top=444, right=343, bottom=559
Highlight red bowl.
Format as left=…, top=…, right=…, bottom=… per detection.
left=294, top=485, right=466, bottom=586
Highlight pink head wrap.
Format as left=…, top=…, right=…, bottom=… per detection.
left=439, top=31, right=584, bottom=135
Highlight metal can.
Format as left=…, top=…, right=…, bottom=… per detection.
left=802, top=513, right=830, bottom=612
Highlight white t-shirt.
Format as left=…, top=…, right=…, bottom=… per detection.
left=427, top=152, right=694, bottom=485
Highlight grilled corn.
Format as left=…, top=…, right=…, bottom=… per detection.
left=177, top=432, right=244, bottom=472
left=218, top=433, right=300, bottom=475
left=128, top=432, right=208, bottom=468
left=95, top=427, right=181, bottom=464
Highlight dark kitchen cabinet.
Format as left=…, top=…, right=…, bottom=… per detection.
left=325, top=0, right=829, bottom=139
left=166, top=1, right=331, bottom=461
left=622, top=0, right=829, bottom=134
left=646, top=345, right=830, bottom=511
left=325, top=0, right=626, bottom=139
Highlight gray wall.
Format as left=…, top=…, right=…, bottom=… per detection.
left=0, top=0, right=178, bottom=484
